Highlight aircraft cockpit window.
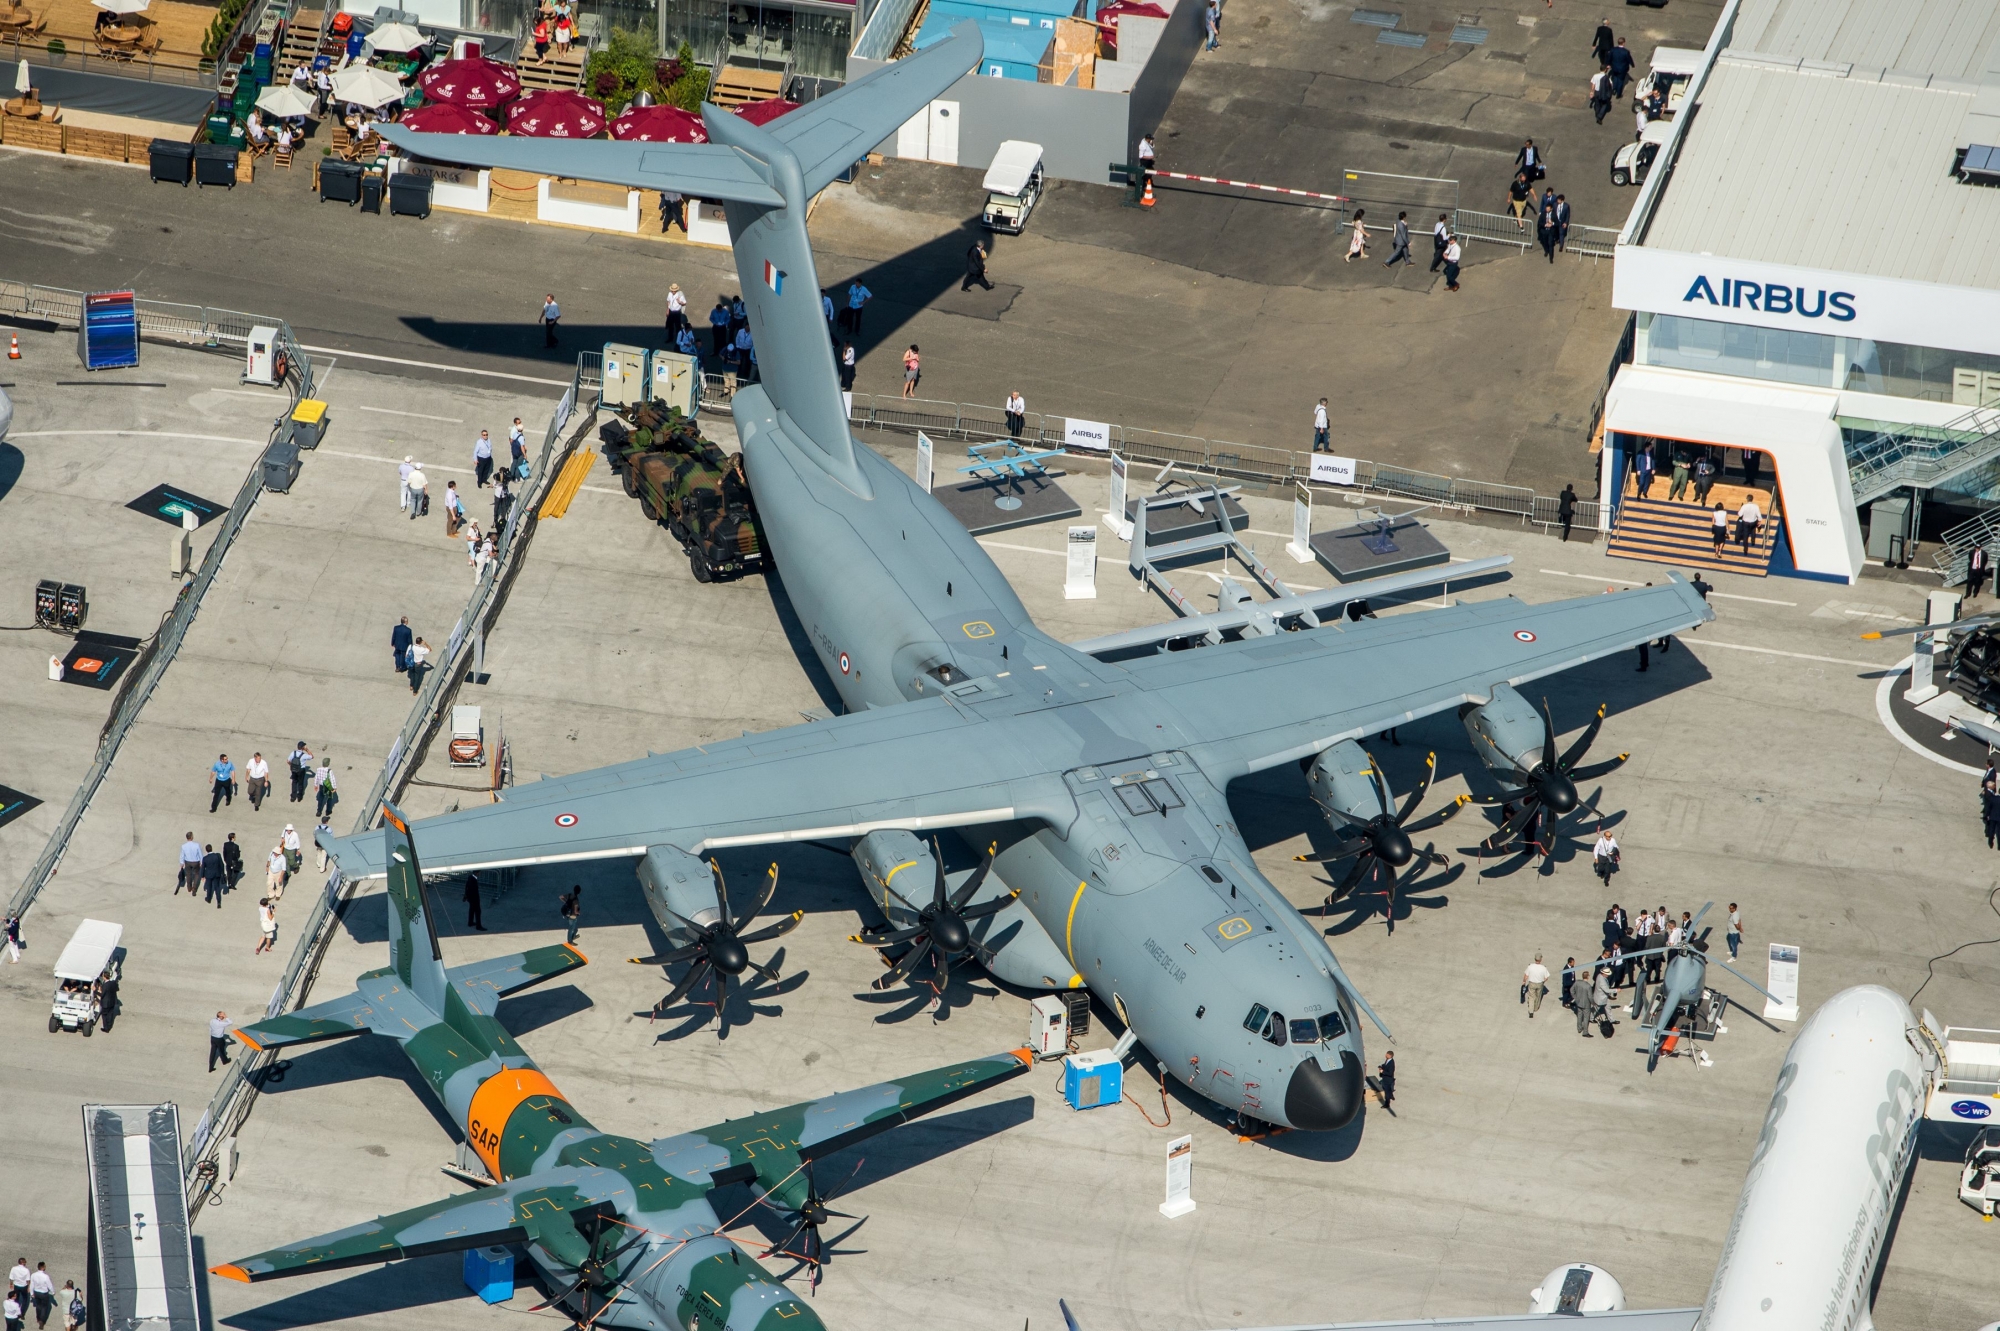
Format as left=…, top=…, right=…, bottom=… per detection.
left=1288, top=1017, right=1320, bottom=1045
left=1242, top=1004, right=1269, bottom=1034
left=1318, top=1011, right=1347, bottom=1041
left=1114, top=779, right=1186, bottom=816
left=1261, top=1011, right=1288, bottom=1046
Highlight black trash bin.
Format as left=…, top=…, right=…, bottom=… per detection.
left=150, top=139, right=194, bottom=185
left=360, top=172, right=384, bottom=214
left=261, top=438, right=302, bottom=493
left=389, top=173, right=432, bottom=218
left=194, top=143, right=237, bottom=188
left=319, top=159, right=362, bottom=204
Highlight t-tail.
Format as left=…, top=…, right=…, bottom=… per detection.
left=377, top=23, right=985, bottom=499
left=382, top=800, right=449, bottom=1012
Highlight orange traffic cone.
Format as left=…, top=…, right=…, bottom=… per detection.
left=1140, top=177, right=1156, bottom=208
left=6, top=335, right=18, bottom=360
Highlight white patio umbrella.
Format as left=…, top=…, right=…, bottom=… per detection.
left=91, top=0, right=151, bottom=14
left=329, top=63, right=405, bottom=108
left=364, top=22, right=426, bottom=52
left=255, top=83, right=316, bottom=117
left=15, top=59, right=29, bottom=95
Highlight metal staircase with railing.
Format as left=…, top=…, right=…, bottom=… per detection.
left=1848, top=402, right=2000, bottom=507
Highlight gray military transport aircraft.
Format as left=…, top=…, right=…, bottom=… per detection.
left=353, top=29, right=1712, bottom=1134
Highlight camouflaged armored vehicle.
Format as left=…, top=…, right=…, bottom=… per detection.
left=600, top=402, right=765, bottom=582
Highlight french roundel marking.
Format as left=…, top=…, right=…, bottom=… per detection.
left=554, top=813, right=579, bottom=828
left=1514, top=630, right=1537, bottom=643
left=838, top=652, right=851, bottom=675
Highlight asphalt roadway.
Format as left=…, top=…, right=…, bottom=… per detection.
left=4, top=327, right=1997, bottom=1331
left=0, top=0, right=1715, bottom=500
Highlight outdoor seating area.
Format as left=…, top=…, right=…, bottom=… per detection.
left=0, top=0, right=49, bottom=52
left=23, top=0, right=209, bottom=69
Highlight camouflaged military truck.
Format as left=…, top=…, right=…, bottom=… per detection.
left=599, top=402, right=765, bottom=582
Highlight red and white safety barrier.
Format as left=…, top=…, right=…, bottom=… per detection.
left=1149, top=170, right=1349, bottom=204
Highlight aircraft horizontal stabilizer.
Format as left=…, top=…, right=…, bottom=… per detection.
left=447, top=942, right=590, bottom=1015
left=233, top=986, right=385, bottom=1053
left=374, top=131, right=786, bottom=206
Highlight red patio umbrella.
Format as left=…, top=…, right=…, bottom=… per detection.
left=505, top=88, right=607, bottom=138
left=399, top=102, right=498, bottom=135
left=1094, top=0, right=1166, bottom=52
left=609, top=103, right=708, bottom=142
left=733, top=97, right=799, bottom=126
left=417, top=56, right=522, bottom=110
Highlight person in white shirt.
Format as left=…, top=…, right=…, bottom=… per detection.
left=1004, top=391, right=1026, bottom=441
left=665, top=282, right=688, bottom=338
left=245, top=751, right=270, bottom=810
left=398, top=454, right=415, bottom=511
left=464, top=520, right=485, bottom=568
left=4, top=1293, right=22, bottom=1331
left=1522, top=953, right=1551, bottom=1016
left=473, top=534, right=495, bottom=582
left=312, top=758, right=338, bottom=818
left=406, top=462, right=428, bottom=520
left=208, top=1011, right=234, bottom=1070
left=255, top=898, right=278, bottom=954
left=1442, top=236, right=1463, bottom=292
left=314, top=816, right=333, bottom=872
left=1735, top=497, right=1762, bottom=554
left=290, top=62, right=310, bottom=87
left=6, top=1264, right=27, bottom=1318
left=1726, top=902, right=1743, bottom=960
left=277, top=123, right=294, bottom=154
left=27, top=1265, right=53, bottom=1329
left=472, top=429, right=494, bottom=487
left=1592, top=828, right=1619, bottom=884
left=266, top=845, right=287, bottom=897
left=405, top=637, right=430, bottom=694
left=283, top=820, right=305, bottom=877
left=1312, top=397, right=1329, bottom=452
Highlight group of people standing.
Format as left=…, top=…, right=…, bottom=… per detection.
left=1529, top=900, right=1744, bottom=1036
left=1504, top=144, right=1573, bottom=264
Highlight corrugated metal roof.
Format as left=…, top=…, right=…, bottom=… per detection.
left=1733, top=0, right=2000, bottom=79
left=1642, top=56, right=2000, bottom=289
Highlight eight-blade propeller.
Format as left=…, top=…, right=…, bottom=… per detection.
left=851, top=841, right=1017, bottom=992
left=762, top=1159, right=866, bottom=1292
left=1476, top=701, right=1627, bottom=851
left=630, top=861, right=801, bottom=1019
left=1296, top=751, right=1467, bottom=902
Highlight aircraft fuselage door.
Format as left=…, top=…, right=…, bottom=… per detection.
left=928, top=100, right=960, bottom=165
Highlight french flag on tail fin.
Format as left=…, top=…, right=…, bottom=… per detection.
left=763, top=260, right=785, bottom=295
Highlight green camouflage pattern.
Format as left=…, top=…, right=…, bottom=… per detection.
left=215, top=802, right=1032, bottom=1331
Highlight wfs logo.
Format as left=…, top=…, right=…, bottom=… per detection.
left=1683, top=276, right=1856, bottom=322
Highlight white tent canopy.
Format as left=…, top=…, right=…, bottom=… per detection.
left=365, top=22, right=426, bottom=51
left=255, top=83, right=316, bottom=117
left=91, top=0, right=151, bottom=15
left=329, top=63, right=405, bottom=108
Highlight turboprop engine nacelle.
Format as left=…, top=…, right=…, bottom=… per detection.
left=1528, top=1264, right=1624, bottom=1315
left=1461, top=682, right=1545, bottom=776
left=851, top=829, right=936, bottom=919
left=1304, top=740, right=1386, bottom=828
left=637, top=844, right=720, bottom=938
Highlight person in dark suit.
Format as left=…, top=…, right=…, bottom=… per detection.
left=962, top=241, right=993, bottom=292
left=1554, top=193, right=1572, bottom=252
left=1970, top=544, right=1989, bottom=599
left=390, top=616, right=412, bottom=673
left=1515, top=139, right=1546, bottom=181
left=1606, top=38, right=1634, bottom=97
left=1374, top=1051, right=1395, bottom=1112
left=1592, top=18, right=1614, bottom=66
left=463, top=873, right=486, bottom=930
left=1558, top=483, right=1578, bottom=541
left=200, top=844, right=227, bottom=907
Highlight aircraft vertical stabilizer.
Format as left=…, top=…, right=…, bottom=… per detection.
left=381, top=801, right=449, bottom=1014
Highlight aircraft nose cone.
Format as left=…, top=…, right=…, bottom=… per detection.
left=709, top=933, right=749, bottom=975
left=1541, top=774, right=1578, bottom=814
left=1371, top=821, right=1413, bottom=868
left=1283, top=1051, right=1362, bottom=1131
left=930, top=911, right=970, bottom=955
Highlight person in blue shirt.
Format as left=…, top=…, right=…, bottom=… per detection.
left=541, top=293, right=561, bottom=348
left=843, top=281, right=872, bottom=337
left=209, top=754, right=235, bottom=813
left=177, top=832, right=203, bottom=896
left=709, top=297, right=732, bottom=359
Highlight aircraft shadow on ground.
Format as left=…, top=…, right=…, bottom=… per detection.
left=495, top=983, right=593, bottom=1034
left=216, top=1251, right=471, bottom=1330
left=253, top=1034, right=462, bottom=1141
left=761, top=568, right=847, bottom=716
left=0, top=444, right=22, bottom=508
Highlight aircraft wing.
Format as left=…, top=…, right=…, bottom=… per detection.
left=650, top=1048, right=1032, bottom=1192
left=374, top=128, right=786, bottom=206
left=445, top=942, right=589, bottom=1016
left=1124, top=578, right=1713, bottom=781
left=764, top=22, right=983, bottom=196
left=210, top=1165, right=628, bottom=1282
left=320, top=696, right=1076, bottom=879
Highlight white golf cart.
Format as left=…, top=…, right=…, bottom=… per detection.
left=982, top=140, right=1046, bottom=234
left=51, top=918, right=122, bottom=1037
left=1611, top=119, right=1674, bottom=187
left=1635, top=46, right=1702, bottom=118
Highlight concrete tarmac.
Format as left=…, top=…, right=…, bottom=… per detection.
left=171, top=421, right=2000, bottom=1331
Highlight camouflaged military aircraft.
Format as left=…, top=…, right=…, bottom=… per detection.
left=211, top=804, right=1033, bottom=1327
left=351, top=27, right=1714, bottom=1136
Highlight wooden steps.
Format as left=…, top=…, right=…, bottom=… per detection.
left=517, top=47, right=585, bottom=93
left=1607, top=494, right=1779, bottom=577
left=708, top=64, right=784, bottom=107
left=275, top=10, right=323, bottom=75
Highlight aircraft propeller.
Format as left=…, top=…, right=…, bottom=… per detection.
left=529, top=1206, right=649, bottom=1314
left=762, top=1159, right=865, bottom=1292
left=1475, top=701, right=1627, bottom=851
left=630, top=862, right=801, bottom=1019
left=851, top=841, right=1017, bottom=992
left=1295, top=751, right=1468, bottom=901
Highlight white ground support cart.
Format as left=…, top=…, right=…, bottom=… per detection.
left=449, top=704, right=485, bottom=767
left=51, top=918, right=122, bottom=1037
left=1611, top=120, right=1674, bottom=188
left=1636, top=46, right=1703, bottom=117
left=1962, top=1128, right=2000, bottom=1216
left=981, top=141, right=1046, bottom=234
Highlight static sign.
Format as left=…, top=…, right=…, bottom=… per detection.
left=1065, top=417, right=1111, bottom=452
left=1286, top=482, right=1314, bottom=564
left=1310, top=454, right=1357, bottom=486
left=1613, top=244, right=2000, bottom=359
left=1764, top=943, right=1800, bottom=1022
left=127, top=484, right=225, bottom=528
left=60, top=634, right=138, bottom=691
left=1159, top=1134, right=1195, bottom=1218
left=916, top=431, right=934, bottom=493
left=1064, top=525, right=1097, bottom=600
left=0, top=783, right=42, bottom=832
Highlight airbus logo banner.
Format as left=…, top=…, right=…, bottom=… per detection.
left=1682, top=276, right=1856, bottom=322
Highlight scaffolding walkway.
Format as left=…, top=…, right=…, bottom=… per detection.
left=84, top=1104, right=200, bottom=1331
